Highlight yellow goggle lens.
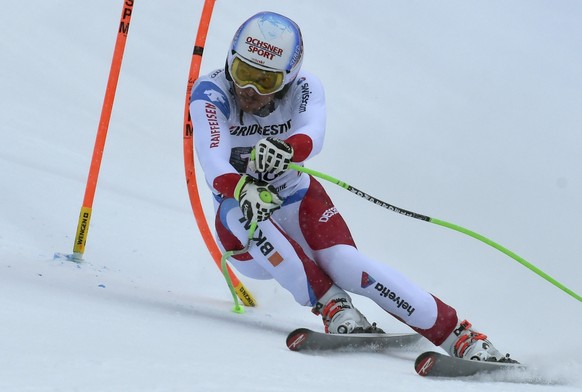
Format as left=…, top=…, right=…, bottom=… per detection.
left=230, top=57, right=285, bottom=95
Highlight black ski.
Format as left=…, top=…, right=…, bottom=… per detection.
left=415, top=351, right=525, bottom=378
left=286, top=328, right=422, bottom=352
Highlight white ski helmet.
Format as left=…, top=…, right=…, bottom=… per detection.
left=227, top=12, right=304, bottom=95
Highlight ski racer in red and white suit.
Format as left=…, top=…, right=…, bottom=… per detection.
left=189, top=11, right=508, bottom=362
left=190, top=67, right=461, bottom=344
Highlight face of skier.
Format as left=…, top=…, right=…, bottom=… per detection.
left=233, top=84, right=276, bottom=114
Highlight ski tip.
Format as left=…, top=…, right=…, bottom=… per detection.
left=286, top=328, right=311, bottom=351
left=414, top=351, right=439, bottom=377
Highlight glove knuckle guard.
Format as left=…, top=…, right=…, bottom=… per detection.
left=254, top=137, right=293, bottom=174
left=235, top=175, right=282, bottom=222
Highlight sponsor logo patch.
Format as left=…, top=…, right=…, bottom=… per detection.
left=361, top=271, right=376, bottom=288
left=268, top=252, right=284, bottom=267
left=319, top=207, right=339, bottom=223
left=362, top=271, right=416, bottom=317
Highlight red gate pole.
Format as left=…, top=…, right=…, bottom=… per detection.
left=183, top=0, right=256, bottom=307
left=68, top=0, right=135, bottom=261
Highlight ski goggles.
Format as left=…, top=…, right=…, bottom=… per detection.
left=229, top=56, right=285, bottom=95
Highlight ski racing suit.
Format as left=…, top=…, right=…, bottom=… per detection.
left=190, top=68, right=458, bottom=346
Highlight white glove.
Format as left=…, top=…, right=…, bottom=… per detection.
left=251, top=137, right=293, bottom=175
left=234, top=175, right=283, bottom=222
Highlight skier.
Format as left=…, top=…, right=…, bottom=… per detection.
left=190, top=11, right=509, bottom=361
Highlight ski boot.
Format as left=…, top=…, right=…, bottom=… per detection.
left=441, top=319, right=516, bottom=362
left=312, top=285, right=383, bottom=334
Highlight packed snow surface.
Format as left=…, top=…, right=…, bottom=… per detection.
left=1, top=1, right=581, bottom=391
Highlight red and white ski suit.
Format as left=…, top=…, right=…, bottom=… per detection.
left=190, top=68, right=458, bottom=345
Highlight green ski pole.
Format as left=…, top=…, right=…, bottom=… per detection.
left=289, top=163, right=581, bottom=303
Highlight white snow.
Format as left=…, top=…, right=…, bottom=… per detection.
left=1, top=1, right=581, bottom=391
